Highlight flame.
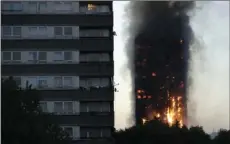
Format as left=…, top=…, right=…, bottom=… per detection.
left=142, top=96, right=184, bottom=128
left=142, top=118, right=147, bottom=124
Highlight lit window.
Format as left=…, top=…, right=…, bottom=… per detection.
left=88, top=4, right=96, bottom=10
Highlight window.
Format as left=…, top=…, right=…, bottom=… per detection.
left=88, top=54, right=100, bottom=61
left=28, top=2, right=38, bottom=13
left=63, top=77, right=73, bottom=87
left=2, top=27, right=12, bottom=36
left=12, top=2, right=23, bottom=11
left=63, top=127, right=73, bottom=137
left=100, top=53, right=110, bottom=62
left=25, top=77, right=37, bottom=88
left=54, top=27, right=73, bottom=36
left=28, top=27, right=38, bottom=36
left=101, top=102, right=110, bottom=112
left=87, top=103, right=101, bottom=112
left=12, top=27, right=21, bottom=36
left=54, top=102, right=63, bottom=113
left=64, top=27, right=72, bottom=36
left=54, top=27, right=63, bottom=36
left=28, top=26, right=37, bottom=31
left=54, top=77, right=63, bottom=88
left=100, top=5, right=110, bottom=13
left=64, top=52, right=72, bottom=61
left=84, top=128, right=101, bottom=138
left=38, top=77, right=48, bottom=88
left=38, top=26, right=47, bottom=35
left=100, top=78, right=110, bottom=87
left=53, top=52, right=63, bottom=61
left=2, top=52, right=12, bottom=61
left=28, top=52, right=38, bottom=62
left=80, top=29, right=110, bottom=37
left=14, top=77, right=21, bottom=87
left=2, top=2, right=22, bottom=11
left=88, top=4, right=96, bottom=11
left=64, top=102, right=73, bottom=113
left=40, top=102, right=48, bottom=112
left=38, top=52, right=47, bottom=62
left=12, top=52, right=21, bottom=62
left=38, top=2, right=47, bottom=8
left=101, top=128, right=111, bottom=137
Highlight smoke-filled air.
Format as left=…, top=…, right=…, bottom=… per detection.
left=188, top=1, right=229, bottom=133
left=114, top=1, right=229, bottom=132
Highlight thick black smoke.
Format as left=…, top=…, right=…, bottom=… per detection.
left=125, top=1, right=195, bottom=125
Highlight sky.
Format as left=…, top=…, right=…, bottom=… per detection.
left=187, top=1, right=229, bottom=132
left=113, top=1, right=133, bottom=130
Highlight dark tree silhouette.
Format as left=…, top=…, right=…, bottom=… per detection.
left=213, top=129, right=230, bottom=144
left=2, top=77, right=71, bottom=144
left=114, top=119, right=230, bottom=144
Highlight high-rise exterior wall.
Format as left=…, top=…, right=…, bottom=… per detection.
left=1, top=1, right=114, bottom=144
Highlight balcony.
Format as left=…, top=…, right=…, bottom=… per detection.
left=1, top=62, right=114, bottom=76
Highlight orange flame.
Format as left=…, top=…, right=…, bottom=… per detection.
left=142, top=96, right=184, bottom=128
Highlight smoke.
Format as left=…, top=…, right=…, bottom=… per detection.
left=124, top=2, right=195, bottom=124
left=188, top=1, right=229, bottom=132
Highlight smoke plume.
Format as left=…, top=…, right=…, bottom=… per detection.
left=124, top=2, right=195, bottom=124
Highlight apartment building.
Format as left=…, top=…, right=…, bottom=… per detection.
left=1, top=1, right=114, bottom=144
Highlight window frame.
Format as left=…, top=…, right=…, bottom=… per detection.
left=12, top=51, right=22, bottom=62
left=40, top=101, right=48, bottom=112
left=63, top=101, right=74, bottom=114
left=37, top=76, right=49, bottom=88
left=12, top=26, right=22, bottom=36
left=2, top=26, right=13, bottom=36
left=27, top=51, right=38, bottom=63
left=53, top=51, right=64, bottom=61
left=63, top=51, right=73, bottom=61
left=2, top=51, right=12, bottom=61
left=38, top=51, right=47, bottom=62
left=62, top=126, right=74, bottom=137
left=63, top=27, right=73, bottom=36
left=2, top=2, right=23, bottom=11
left=54, top=101, right=64, bottom=114
left=53, top=101, right=74, bottom=114
left=54, top=76, right=63, bottom=88
left=63, top=76, right=73, bottom=88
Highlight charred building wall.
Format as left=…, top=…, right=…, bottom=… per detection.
left=127, top=1, right=195, bottom=125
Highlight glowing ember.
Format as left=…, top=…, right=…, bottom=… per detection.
left=142, top=96, right=184, bottom=128
left=142, top=118, right=147, bottom=124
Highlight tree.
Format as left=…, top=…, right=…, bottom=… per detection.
left=114, top=118, right=214, bottom=144
left=2, top=77, right=70, bottom=144
left=213, top=129, right=230, bottom=144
